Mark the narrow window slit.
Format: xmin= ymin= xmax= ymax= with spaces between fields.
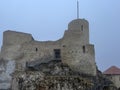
xmin=83 ymin=46 xmax=85 ymax=53
xmin=36 ymin=48 xmax=38 ymax=52
xmin=81 ymin=25 xmax=83 ymax=31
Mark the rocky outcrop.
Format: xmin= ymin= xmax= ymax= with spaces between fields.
xmin=11 ymin=60 xmax=117 ymax=90
xmin=12 ymin=71 xmax=93 ymax=90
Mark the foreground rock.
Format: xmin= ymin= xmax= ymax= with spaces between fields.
xmin=11 ymin=60 xmax=117 ymax=90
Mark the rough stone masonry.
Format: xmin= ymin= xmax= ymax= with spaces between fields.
xmin=0 ymin=19 xmax=96 ymax=75
xmin=0 ymin=19 xmax=117 ymax=90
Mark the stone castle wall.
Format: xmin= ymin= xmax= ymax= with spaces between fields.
xmin=1 ymin=31 xmax=61 ymax=60
xmin=61 ymin=19 xmax=96 ymax=76
xmin=21 ymin=40 xmax=61 ymax=61
xmin=0 ymin=19 xmax=97 ymax=89
xmin=62 ymin=19 xmax=89 ymax=45
xmin=3 ymin=30 xmax=33 ymax=45
xmin=61 ymin=44 xmax=96 ymax=75
xmin=0 ymin=19 xmax=96 ymax=75
xmin=0 ymin=30 xmax=33 ymax=60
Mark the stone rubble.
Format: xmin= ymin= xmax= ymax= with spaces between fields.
xmin=11 ymin=60 xmax=117 ymax=90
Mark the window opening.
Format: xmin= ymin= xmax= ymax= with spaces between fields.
xmin=63 ymin=45 xmax=66 ymax=47
xmin=83 ymin=46 xmax=85 ymax=53
xmin=36 ymin=48 xmax=38 ymax=52
xmin=54 ymin=49 xmax=61 ymax=59
xmin=81 ymin=25 xmax=83 ymax=31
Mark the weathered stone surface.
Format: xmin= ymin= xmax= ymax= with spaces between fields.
xmin=11 ymin=60 xmax=117 ymax=90
xmin=0 ymin=18 xmax=97 ymax=89
xmin=0 ymin=19 xmax=96 ymax=76
xmin=12 ymin=71 xmax=45 ymax=90
xmin=0 ymin=59 xmax=15 ymax=89
xmin=12 ymin=72 xmax=92 ymax=90
xmin=0 ymin=18 xmax=118 ymax=90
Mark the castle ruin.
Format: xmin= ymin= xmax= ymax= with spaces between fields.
xmin=0 ymin=19 xmax=96 ymax=75
xmin=0 ymin=19 xmax=97 ymax=89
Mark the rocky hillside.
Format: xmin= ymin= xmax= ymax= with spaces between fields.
xmin=11 ymin=60 xmax=117 ymax=90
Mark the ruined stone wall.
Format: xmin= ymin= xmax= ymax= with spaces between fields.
xmin=66 ymin=19 xmax=89 ymax=45
xmin=1 ymin=44 xmax=24 ymax=60
xmin=0 ymin=19 xmax=95 ymax=75
xmin=0 ymin=30 xmax=62 ymax=89
xmin=21 ymin=40 xmax=61 ymax=62
xmin=0 ymin=18 xmax=97 ymax=89
xmin=61 ymin=19 xmax=96 ymax=76
xmin=17 ymin=40 xmax=62 ymax=70
xmin=3 ymin=30 xmax=33 ymax=45
xmin=61 ymin=44 xmax=96 ymax=76
xmin=0 ymin=30 xmax=62 ymax=70
xmin=0 ymin=30 xmax=33 ymax=60
xmin=2 ymin=30 xmax=62 ymax=62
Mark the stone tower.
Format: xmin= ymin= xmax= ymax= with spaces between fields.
xmin=61 ymin=19 xmax=96 ymax=76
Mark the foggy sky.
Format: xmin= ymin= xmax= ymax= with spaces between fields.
xmin=0 ymin=0 xmax=120 ymax=71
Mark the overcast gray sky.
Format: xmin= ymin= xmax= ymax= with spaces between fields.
xmin=0 ymin=0 xmax=120 ymax=71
